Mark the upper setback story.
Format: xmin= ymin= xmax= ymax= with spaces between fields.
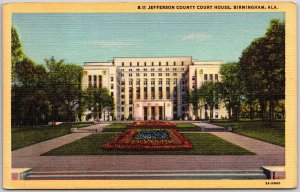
xmin=82 ymin=57 xmax=222 ymax=91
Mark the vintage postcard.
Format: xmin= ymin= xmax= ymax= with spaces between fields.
xmin=2 ymin=1 xmax=297 ymax=189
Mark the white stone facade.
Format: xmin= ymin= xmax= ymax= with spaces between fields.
xmin=82 ymin=57 xmax=228 ymax=121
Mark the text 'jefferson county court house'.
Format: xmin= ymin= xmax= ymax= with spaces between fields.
xmin=82 ymin=57 xmax=227 ymax=121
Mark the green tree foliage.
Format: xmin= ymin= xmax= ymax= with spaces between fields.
xmin=86 ymin=87 xmax=115 ymax=121
xmin=11 ymin=26 xmax=25 ymax=84
xmin=198 ymin=81 xmax=221 ymax=119
xmin=45 ymin=57 xmax=84 ymax=124
xmin=187 ymin=88 xmax=205 ymax=120
xmin=239 ymin=19 xmax=285 ymax=126
xmin=12 ymin=58 xmax=49 ymax=126
xmin=219 ymin=62 xmax=244 ymax=120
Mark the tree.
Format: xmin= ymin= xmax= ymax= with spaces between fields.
xmin=63 ymin=64 xmax=83 ymax=123
xmin=11 ymin=27 xmax=25 ymax=84
xmin=187 ymin=88 xmax=204 ymax=120
xmin=219 ymin=62 xmax=244 ymax=120
xmin=12 ymin=58 xmax=49 ymax=127
xmin=199 ymin=81 xmax=221 ymax=119
xmin=45 ymin=57 xmax=85 ymax=125
xmin=239 ymin=19 xmax=285 ymax=126
xmin=86 ymin=87 xmax=114 ymax=122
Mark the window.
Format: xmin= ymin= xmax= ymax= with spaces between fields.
xmin=129 ymin=80 xmax=133 ymax=85
xmin=111 ymin=84 xmax=114 ymax=89
xmin=88 ymin=75 xmax=92 ymax=87
xmin=136 ymin=68 xmax=140 ymax=71
xmin=159 ymin=80 xmax=162 ymax=85
xmin=151 ymin=80 xmax=155 ymax=85
xmin=173 ymin=80 xmax=177 ymax=85
xmin=215 ymin=112 xmax=219 ymax=119
xmin=151 ymin=68 xmax=154 ymax=71
xmin=215 ymin=104 xmax=219 ymax=110
xmin=204 ymin=74 xmax=208 ymax=80
xmin=130 ymin=62 xmax=132 ymax=66
xmin=111 ymin=92 xmax=114 ymax=97
xmin=144 ymin=81 xmax=147 ymax=85
xmin=158 ymin=68 xmax=162 ymax=71
xmin=136 ymin=73 xmax=140 ymax=77
xmin=159 ymin=61 xmax=161 ymax=66
xmin=210 ymin=74 xmax=213 ymax=80
xmin=173 ymin=73 xmax=177 ymax=76
xmin=144 ymin=73 xmax=147 ymax=77
xmin=192 ymin=76 xmax=195 ymax=80
xmin=166 ymin=80 xmax=170 ymax=85
xmin=215 ymin=74 xmax=219 ymax=81
xmin=122 ymin=62 xmax=124 ymax=66
xmin=136 ymin=81 xmax=140 ymax=85
xmin=166 ymin=61 xmax=169 ymax=66
xmin=93 ymin=75 xmax=97 ymax=87
xmin=166 ymin=73 xmax=169 ymax=76
xmin=181 ymin=68 xmax=185 ymax=71
xmin=121 ymin=69 xmax=124 ymax=71
xmin=158 ymin=73 xmax=162 ymax=76
xmin=173 ymin=61 xmax=176 ymax=66
xmin=137 ymin=62 xmax=139 ymax=66
xmin=129 ymin=69 xmax=132 ymax=71
xmin=151 ymin=62 xmax=154 ymax=66
xmin=129 ymin=73 xmax=132 ymax=77
xmin=173 ymin=68 xmax=177 ymax=71
xmin=181 ymin=61 xmax=184 ymax=65
xmin=144 ymin=68 xmax=147 ymax=71
xmin=144 ymin=62 xmax=147 ymax=66
xmin=151 ymin=73 xmax=154 ymax=76
xmin=166 ymin=68 xmax=169 ymax=71
xmin=121 ymin=74 xmax=124 ymax=77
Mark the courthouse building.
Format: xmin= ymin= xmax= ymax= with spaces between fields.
xmin=82 ymin=57 xmax=227 ymax=121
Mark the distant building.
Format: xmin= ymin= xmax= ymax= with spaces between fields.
xmin=82 ymin=57 xmax=227 ymax=121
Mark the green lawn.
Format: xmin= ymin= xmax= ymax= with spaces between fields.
xmin=211 ymin=119 xmax=285 ymax=147
xmin=102 ymin=123 xmax=200 ymax=132
xmin=43 ymin=133 xmax=254 ymax=156
xmin=12 ymin=123 xmax=93 ymax=150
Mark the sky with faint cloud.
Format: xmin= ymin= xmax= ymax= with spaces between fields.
xmin=12 ymin=12 xmax=284 ymax=65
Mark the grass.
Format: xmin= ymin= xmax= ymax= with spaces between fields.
xmin=43 ymin=132 xmax=254 ymax=156
xmin=102 ymin=123 xmax=200 ymax=132
xmin=12 ymin=123 xmax=93 ymax=150
xmin=211 ymin=119 xmax=285 ymax=147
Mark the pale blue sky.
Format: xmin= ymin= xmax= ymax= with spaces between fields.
xmin=12 ymin=12 xmax=284 ymax=65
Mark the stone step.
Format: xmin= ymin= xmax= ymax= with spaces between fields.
xmin=26 ymin=169 xmax=267 ymax=180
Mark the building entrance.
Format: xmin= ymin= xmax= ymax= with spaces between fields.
xmin=134 ymin=100 xmax=173 ymax=121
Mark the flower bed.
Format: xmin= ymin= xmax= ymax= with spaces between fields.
xmin=129 ymin=121 xmax=176 ymax=128
xmin=103 ymin=129 xmax=192 ymax=151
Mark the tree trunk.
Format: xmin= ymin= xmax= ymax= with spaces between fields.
xmin=270 ymin=100 xmax=275 ymax=127
xmin=199 ymin=107 xmax=202 ymax=120
xmin=260 ymin=100 xmax=266 ymax=121
xmin=250 ymin=103 xmax=254 ymax=120
xmin=210 ymin=106 xmax=214 ymax=119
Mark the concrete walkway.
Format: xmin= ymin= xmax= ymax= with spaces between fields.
xmin=12 ymin=133 xmax=92 ymax=158
xmin=211 ymin=132 xmax=285 ymax=155
xmin=193 ymin=122 xmax=226 ymax=130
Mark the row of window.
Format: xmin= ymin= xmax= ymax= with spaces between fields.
xmin=88 ymin=75 xmax=102 ymax=88
xmin=204 ymin=74 xmax=219 ymax=81
xmin=119 ymin=106 xmax=186 ymax=113
xmin=121 ymin=61 xmax=186 ymax=67
xmin=123 ymin=73 xmax=183 ymax=77
xmin=124 ymin=68 xmax=185 ymax=72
